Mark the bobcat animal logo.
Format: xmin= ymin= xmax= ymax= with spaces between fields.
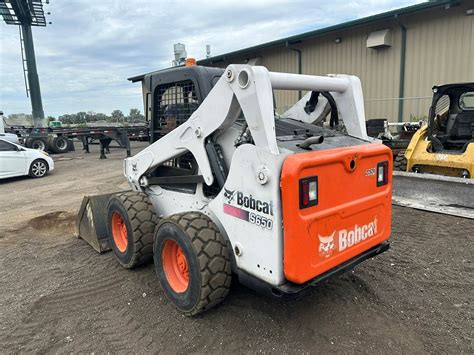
xmin=223 ymin=188 xmax=236 ymax=202
xmin=318 ymin=231 xmax=336 ymax=258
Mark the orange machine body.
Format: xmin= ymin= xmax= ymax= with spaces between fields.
xmin=280 ymin=143 xmax=392 ymax=284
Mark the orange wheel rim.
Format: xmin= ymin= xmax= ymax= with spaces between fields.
xmin=111 ymin=212 xmax=128 ymax=253
xmin=162 ymin=240 xmax=190 ymax=293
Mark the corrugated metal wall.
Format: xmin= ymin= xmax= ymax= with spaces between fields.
xmin=208 ymin=2 xmax=474 ymax=122
xmin=296 ymin=22 xmax=402 ymax=121
xmin=402 ymin=3 xmax=474 ymax=121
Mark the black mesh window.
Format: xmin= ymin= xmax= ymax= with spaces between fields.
xmin=153 ymin=80 xmax=199 ymax=142
xmin=152 ymin=80 xmax=199 ymax=183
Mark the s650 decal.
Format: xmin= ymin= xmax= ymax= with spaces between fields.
xmin=223 ymin=189 xmax=274 ymax=230
xmin=249 ymin=212 xmax=273 ymax=230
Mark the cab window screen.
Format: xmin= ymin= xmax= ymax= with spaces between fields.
xmin=152 ymin=80 xmax=199 ymax=182
xmin=153 ymin=80 xmax=198 ymax=142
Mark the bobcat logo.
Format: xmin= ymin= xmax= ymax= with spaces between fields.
xmin=318 ymin=232 xmax=335 ymax=258
xmin=223 ymin=188 xmax=236 ymax=202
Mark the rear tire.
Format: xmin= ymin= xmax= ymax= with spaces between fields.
xmin=28 ymin=159 xmax=49 ymax=178
xmin=26 ymin=138 xmax=47 ymax=151
xmin=48 ymin=136 xmax=69 ymax=154
xmin=154 ymin=212 xmax=231 ymax=316
xmin=394 ymin=151 xmax=407 ymax=172
xmin=107 ymin=191 xmax=159 ymax=268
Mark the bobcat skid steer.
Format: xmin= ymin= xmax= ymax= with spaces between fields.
xmin=77 ymin=64 xmax=392 ymax=315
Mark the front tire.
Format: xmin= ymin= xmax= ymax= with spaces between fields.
xmin=107 ymin=192 xmax=159 ymax=268
xmin=154 ymin=212 xmax=232 ymax=316
xmin=29 ymin=159 xmax=49 ymax=178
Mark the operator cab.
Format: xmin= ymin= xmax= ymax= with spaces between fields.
xmin=428 ymin=83 xmax=474 ymax=153
xmin=129 ymin=65 xmax=224 ymax=144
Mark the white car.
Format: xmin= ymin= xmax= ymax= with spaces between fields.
xmin=0 ymin=132 xmax=20 ymax=144
xmin=0 ymin=138 xmax=54 ymax=179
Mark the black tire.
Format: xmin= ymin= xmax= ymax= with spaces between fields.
xmin=107 ymin=191 xmax=159 ymax=269
xmin=28 ymin=159 xmax=49 ymax=178
xmin=47 ymin=136 xmax=69 ymax=154
xmin=26 ymin=137 xmax=47 ymax=151
xmin=394 ymin=151 xmax=407 ymax=172
xmin=154 ymin=212 xmax=232 ymax=316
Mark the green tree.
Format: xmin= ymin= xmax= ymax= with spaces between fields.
xmin=76 ymin=112 xmax=87 ymax=124
xmin=111 ymin=110 xmax=125 ymax=124
xmin=128 ymin=108 xmax=144 ymax=124
xmin=58 ymin=114 xmax=72 ymax=124
xmin=85 ymin=111 xmax=97 ymax=122
xmin=95 ymin=113 xmax=109 ymax=123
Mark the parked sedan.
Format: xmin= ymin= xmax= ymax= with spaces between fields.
xmin=0 ymin=139 xmax=54 ymax=179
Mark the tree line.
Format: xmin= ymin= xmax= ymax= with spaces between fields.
xmin=6 ymin=109 xmax=146 ymax=125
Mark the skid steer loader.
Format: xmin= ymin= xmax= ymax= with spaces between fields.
xmin=400 ymin=83 xmax=474 ymax=178
xmin=77 ymin=64 xmax=392 ymax=315
xmin=389 ymin=83 xmax=474 ymax=219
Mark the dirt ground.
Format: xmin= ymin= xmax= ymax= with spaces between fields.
xmin=0 ymin=141 xmax=472 ymax=353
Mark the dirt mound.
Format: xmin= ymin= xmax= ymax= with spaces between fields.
xmin=27 ymin=211 xmax=76 ymax=235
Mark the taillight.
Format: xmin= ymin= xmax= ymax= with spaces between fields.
xmin=299 ymin=176 xmax=318 ymax=208
xmin=377 ymin=161 xmax=389 ymax=186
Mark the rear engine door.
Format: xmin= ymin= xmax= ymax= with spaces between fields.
xmin=280 ymin=143 xmax=392 ymax=284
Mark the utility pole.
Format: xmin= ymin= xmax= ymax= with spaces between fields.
xmin=20 ymin=23 xmax=44 ymax=122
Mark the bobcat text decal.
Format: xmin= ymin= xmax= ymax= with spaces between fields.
xmin=223 ymin=188 xmax=274 ymax=229
xmin=318 ymin=217 xmax=378 ymax=258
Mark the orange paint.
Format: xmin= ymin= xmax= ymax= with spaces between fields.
xmin=162 ymin=240 xmax=190 ymax=293
xmin=111 ymin=212 xmax=128 ymax=253
xmin=280 ymin=144 xmax=392 ymax=284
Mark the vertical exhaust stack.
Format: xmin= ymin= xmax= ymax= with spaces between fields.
xmin=172 ymin=43 xmax=187 ymax=67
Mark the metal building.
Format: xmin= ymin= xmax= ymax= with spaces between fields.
xmin=198 ymin=0 xmax=474 ymax=122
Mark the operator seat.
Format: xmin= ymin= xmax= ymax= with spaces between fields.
xmin=450 ymin=111 xmax=473 ymax=140
xmin=444 ymin=113 xmax=458 ymax=137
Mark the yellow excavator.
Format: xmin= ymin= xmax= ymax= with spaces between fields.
xmin=396 ymin=83 xmax=474 ymax=178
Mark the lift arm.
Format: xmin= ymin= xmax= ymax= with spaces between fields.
xmin=124 ymin=65 xmax=369 ymax=191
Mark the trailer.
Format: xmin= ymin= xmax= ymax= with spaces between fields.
xmin=6 ymin=125 xmax=149 ymax=158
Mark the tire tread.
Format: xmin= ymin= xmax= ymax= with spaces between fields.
xmin=394 ymin=151 xmax=407 ymax=172
xmin=113 ymin=191 xmax=159 ymax=268
xmin=166 ymin=212 xmax=231 ymax=316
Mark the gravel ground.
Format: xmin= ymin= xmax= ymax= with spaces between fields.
xmin=0 ymin=141 xmax=472 ymax=353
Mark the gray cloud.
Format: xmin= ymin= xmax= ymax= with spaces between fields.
xmin=0 ymin=0 xmax=422 ymax=117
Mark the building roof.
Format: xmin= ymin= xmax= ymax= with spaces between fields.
xmin=198 ymin=0 xmax=457 ymax=65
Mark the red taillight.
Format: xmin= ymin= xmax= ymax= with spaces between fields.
xmin=299 ymin=176 xmax=318 ymax=209
xmin=377 ymin=161 xmax=389 ymax=186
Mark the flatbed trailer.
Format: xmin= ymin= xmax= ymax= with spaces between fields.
xmin=6 ymin=125 xmax=149 ymax=158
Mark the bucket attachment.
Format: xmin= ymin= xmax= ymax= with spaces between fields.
xmin=392 ymin=171 xmax=474 ymax=219
xmin=76 ymin=193 xmax=116 ymax=253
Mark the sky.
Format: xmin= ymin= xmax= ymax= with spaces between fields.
xmin=0 ymin=0 xmax=424 ymax=117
